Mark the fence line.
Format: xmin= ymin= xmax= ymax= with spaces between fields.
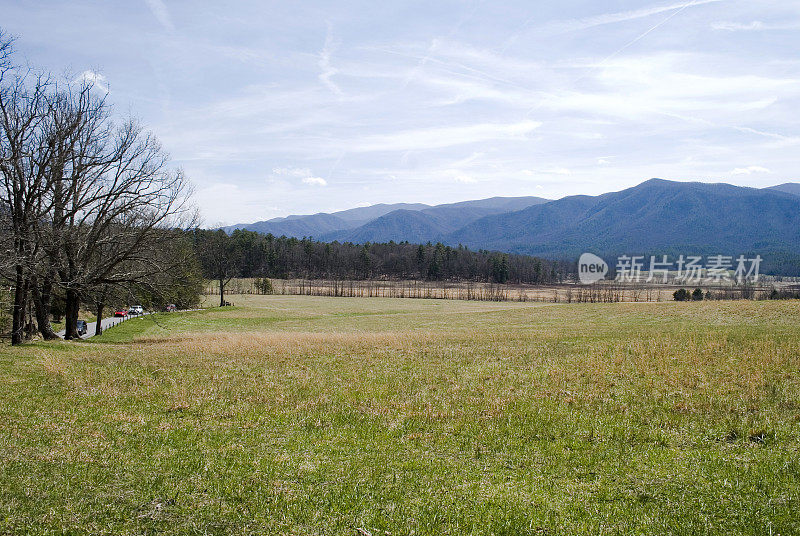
xmin=204 ymin=278 xmax=783 ymax=304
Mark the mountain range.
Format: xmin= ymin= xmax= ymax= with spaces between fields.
xmin=225 ymin=180 xmax=800 ymax=274
xmin=224 ymin=196 xmax=548 ymax=241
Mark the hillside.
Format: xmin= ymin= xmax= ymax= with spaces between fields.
xmin=322 ymin=197 xmax=549 ymax=243
xmin=321 ymin=209 xmax=455 ymax=244
xmin=228 ymin=212 xmax=354 ymax=237
xmin=227 ymin=196 xmax=547 ymax=240
xmin=223 ymin=180 xmax=800 ymax=274
xmin=224 ymin=202 xmax=430 ymax=237
xmin=767 ymin=183 xmax=800 ymax=197
xmin=446 ymin=179 xmax=800 ymax=273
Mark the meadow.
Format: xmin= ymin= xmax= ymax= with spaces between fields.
xmin=1 ymin=295 xmax=799 ymax=535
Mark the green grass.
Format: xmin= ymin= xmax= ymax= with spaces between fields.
xmin=1 ymin=296 xmax=800 ymax=534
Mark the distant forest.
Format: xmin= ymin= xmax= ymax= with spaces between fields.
xmin=190 ymin=229 xmax=573 ymax=285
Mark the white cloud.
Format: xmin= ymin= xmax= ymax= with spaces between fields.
xmin=27 ymin=0 xmax=798 ymax=220
xmin=730 ymin=166 xmax=771 ymax=175
xmin=502 ymin=0 xmax=725 ymax=53
xmin=319 ymin=23 xmax=342 ymax=96
xmin=273 ymin=167 xmax=313 ymax=178
xmin=712 ymin=21 xmax=800 ymax=31
xmin=520 ymin=167 xmax=572 ymax=176
xmin=543 ymin=167 xmax=571 ymax=175
xmin=272 ymin=167 xmax=328 ymax=186
xmin=379 ymin=45 xmax=796 ymax=131
xmin=734 ymin=127 xmax=800 ymax=148
xmin=573 ymin=132 xmax=604 ymax=140
xmin=74 ymin=70 xmax=108 ymax=93
xmin=448 ymin=170 xmax=477 ymax=183
xmin=302 ymin=176 xmax=328 ymax=186
xmin=143 ymin=0 xmax=175 ymax=32
xmin=542 ymin=0 xmax=725 ymax=34
xmin=535 ymin=53 xmax=797 ymax=121
xmin=347 ymin=120 xmax=542 ymax=153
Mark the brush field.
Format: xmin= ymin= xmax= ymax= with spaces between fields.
xmin=1 ymin=295 xmax=799 ymax=534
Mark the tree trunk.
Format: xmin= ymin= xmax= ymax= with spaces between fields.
xmin=32 ymin=276 xmax=59 ymax=340
xmin=95 ymin=301 xmax=104 ymax=336
xmin=219 ymin=277 xmax=225 ymax=307
xmin=11 ymin=266 xmax=28 ymax=346
xmin=64 ymin=288 xmax=80 ymax=340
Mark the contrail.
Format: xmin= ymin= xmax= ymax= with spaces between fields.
xmin=523 ymin=1 xmax=713 ymax=118
xmin=502 ymin=0 xmax=725 ymax=53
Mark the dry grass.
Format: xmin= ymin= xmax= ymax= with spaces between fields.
xmin=1 ymin=296 xmax=800 ymax=534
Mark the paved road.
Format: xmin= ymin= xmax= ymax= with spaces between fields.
xmin=56 ymin=312 xmax=151 ymax=339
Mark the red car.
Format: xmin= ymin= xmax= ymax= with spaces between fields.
xmin=113 ymin=310 xmax=127 ymax=317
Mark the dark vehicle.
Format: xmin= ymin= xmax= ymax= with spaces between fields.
xmin=76 ymin=320 xmax=87 ymax=336
xmin=165 ymin=304 xmax=177 ymax=312
xmin=114 ymin=310 xmax=127 ymax=318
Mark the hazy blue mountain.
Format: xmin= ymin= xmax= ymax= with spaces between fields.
xmin=226 ymin=196 xmax=547 ymax=240
xmin=329 ymin=203 xmax=431 ymax=223
xmin=323 ymin=210 xmax=454 ymax=244
xmin=766 ymin=183 xmax=800 ymax=197
xmin=433 ymin=196 xmax=550 ymax=212
xmin=225 ymin=213 xmax=354 ymax=237
xmin=223 ymin=181 xmax=800 ymax=274
xmin=224 ymin=202 xmax=430 ymax=236
xmin=322 ymin=196 xmax=549 ymax=243
xmin=446 ymin=179 xmax=800 ymax=272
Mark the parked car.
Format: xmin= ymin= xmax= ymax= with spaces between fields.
xmin=165 ymin=304 xmax=177 ymax=312
xmin=76 ymin=320 xmax=87 ymax=336
xmin=114 ymin=310 xmax=127 ymax=318
xmin=128 ymin=305 xmax=144 ymax=316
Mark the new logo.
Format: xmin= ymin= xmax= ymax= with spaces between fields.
xmin=578 ymin=253 xmax=608 ymax=284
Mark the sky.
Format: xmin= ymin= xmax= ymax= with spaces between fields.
xmin=2 ymin=0 xmax=799 ymax=225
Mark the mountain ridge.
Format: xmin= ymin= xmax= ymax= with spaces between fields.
xmin=767 ymin=183 xmax=800 ymax=197
xmin=444 ymin=179 xmax=800 ymax=273
xmin=222 ymin=180 xmax=800 ymax=274
xmin=225 ymin=196 xmax=549 ymax=239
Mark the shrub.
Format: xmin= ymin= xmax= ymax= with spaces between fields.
xmin=255 ymin=277 xmax=274 ymax=295
xmin=673 ymin=288 xmax=691 ymax=301
xmin=768 ymin=287 xmax=800 ymax=300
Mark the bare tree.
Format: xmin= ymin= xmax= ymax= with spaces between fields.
xmin=51 ymin=117 xmax=194 ymax=338
xmin=87 ymin=228 xmax=201 ymax=336
xmin=2 ymin=30 xmax=196 ymax=342
xmin=0 ymin=31 xmax=11 ymax=71
xmin=0 ymin=33 xmax=56 ymax=344
xmin=24 ymin=79 xmax=107 ymax=339
xmin=195 ymin=229 xmax=242 ymax=307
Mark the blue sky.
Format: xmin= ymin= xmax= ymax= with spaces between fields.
xmin=2 ymin=0 xmax=799 ymax=225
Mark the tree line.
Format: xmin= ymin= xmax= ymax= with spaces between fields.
xmin=0 ymin=31 xmax=199 ymax=344
xmin=191 ymin=228 xmax=571 ymax=307
xmin=0 ymin=29 xmax=576 ymax=343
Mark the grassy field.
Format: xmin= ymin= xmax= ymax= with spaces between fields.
xmin=1 ymin=296 xmax=799 ymax=534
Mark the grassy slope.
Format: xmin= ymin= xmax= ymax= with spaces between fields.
xmin=1 ymin=296 xmax=799 ymax=535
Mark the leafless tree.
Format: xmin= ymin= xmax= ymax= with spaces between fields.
xmin=0 ymin=31 xmax=10 ymax=71
xmin=22 ymin=79 xmax=107 ymax=339
xmin=49 ymin=116 xmax=195 ymax=338
xmin=87 ymin=228 xmax=200 ymax=335
xmin=1 ymin=29 xmax=196 ymax=342
xmin=0 ymin=32 xmax=55 ymax=344
xmin=195 ymin=229 xmax=242 ymax=307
